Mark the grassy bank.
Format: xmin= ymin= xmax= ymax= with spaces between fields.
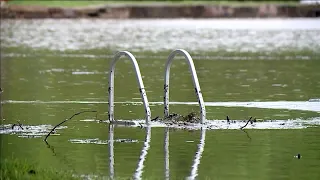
xmin=0 ymin=158 xmax=80 ymax=180
xmin=7 ymin=0 xmax=299 ymax=7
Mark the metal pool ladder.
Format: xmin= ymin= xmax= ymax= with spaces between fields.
xmin=108 ymin=51 xmax=151 ymax=124
xmin=164 ymin=49 xmax=206 ymax=123
xmin=108 ymin=49 xmax=206 ymax=124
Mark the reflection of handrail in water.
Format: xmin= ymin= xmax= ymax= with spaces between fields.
xmin=164 ymin=127 xmax=206 ymax=180
xmin=134 ymin=126 xmax=152 ymax=180
xmin=108 ymin=125 xmax=151 ymax=179
xmin=164 ymin=127 xmax=170 ymax=180
xmin=109 ymin=125 xmax=115 ymax=180
xmin=188 ymin=127 xmax=206 ymax=180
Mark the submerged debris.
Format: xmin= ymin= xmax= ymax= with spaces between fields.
xmin=240 ymin=117 xmax=253 ymax=130
xmin=183 ymin=112 xmax=200 ymax=123
xmin=227 ymin=116 xmax=256 ymax=130
xmin=11 ymin=121 xmax=24 ymax=130
xmin=145 ymin=112 xmax=202 ymax=129
xmin=28 ymin=170 xmax=36 ymax=175
xmin=163 ymin=112 xmax=200 ymax=123
xmin=151 ymin=116 xmax=159 ymax=121
xmin=227 ymin=116 xmax=231 ymax=124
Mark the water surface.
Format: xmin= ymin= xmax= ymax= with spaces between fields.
xmin=1 ymin=18 xmax=320 ymax=52
xmin=1 ymin=19 xmax=320 ymax=179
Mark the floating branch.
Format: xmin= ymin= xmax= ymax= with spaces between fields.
xmin=138 ymin=122 xmax=143 ymax=129
xmin=151 ymin=116 xmax=159 ymax=121
xmin=45 ymin=141 xmax=56 ymax=156
xmin=252 ymin=118 xmax=257 ymax=123
xmin=11 ymin=121 xmax=24 ymax=130
xmin=226 ymin=116 xmax=230 ymax=124
xmin=44 ymin=110 xmax=97 ymax=142
xmin=241 ymin=129 xmax=252 ymax=140
xmin=164 ymin=112 xmax=200 ymax=123
xmin=240 ymin=117 xmax=253 ymax=130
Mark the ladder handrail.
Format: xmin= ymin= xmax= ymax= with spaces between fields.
xmin=164 ymin=49 xmax=206 ymax=123
xmin=108 ymin=51 xmax=151 ymax=124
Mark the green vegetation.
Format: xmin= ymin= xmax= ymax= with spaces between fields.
xmin=7 ymin=0 xmax=299 ymax=7
xmin=0 ymin=158 xmax=80 ymax=180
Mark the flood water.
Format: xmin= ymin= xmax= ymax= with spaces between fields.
xmin=1 ymin=18 xmax=320 ymax=52
xmin=1 ymin=19 xmax=320 ymax=179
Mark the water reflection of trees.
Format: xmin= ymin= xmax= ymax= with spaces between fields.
xmin=108 ymin=125 xmax=206 ymax=179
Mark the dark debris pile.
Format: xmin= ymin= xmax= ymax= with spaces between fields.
xmin=152 ymin=112 xmax=200 ymax=124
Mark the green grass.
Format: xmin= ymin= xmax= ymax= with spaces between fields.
xmin=7 ymin=0 xmax=299 ymax=7
xmin=0 ymin=158 xmax=81 ymax=180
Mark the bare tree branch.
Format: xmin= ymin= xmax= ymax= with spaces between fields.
xmin=226 ymin=116 xmax=230 ymax=124
xmin=11 ymin=121 xmax=24 ymax=130
xmin=240 ymin=117 xmax=253 ymax=130
xmin=44 ymin=110 xmax=97 ymax=142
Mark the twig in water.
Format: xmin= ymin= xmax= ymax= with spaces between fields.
xmin=240 ymin=117 xmax=253 ymax=130
xmin=240 ymin=129 xmax=252 ymax=140
xmin=44 ymin=110 xmax=97 ymax=142
xmin=251 ymin=118 xmax=256 ymax=124
xmin=151 ymin=116 xmax=159 ymax=121
xmin=11 ymin=121 xmax=24 ymax=130
xmin=138 ymin=122 xmax=143 ymax=129
xmin=45 ymin=141 xmax=56 ymax=156
xmin=226 ymin=116 xmax=230 ymax=124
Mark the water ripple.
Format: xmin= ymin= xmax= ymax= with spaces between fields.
xmin=1 ymin=19 xmax=319 ymax=52
xmin=2 ymin=100 xmax=320 ymax=112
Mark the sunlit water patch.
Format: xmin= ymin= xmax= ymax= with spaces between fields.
xmin=0 ymin=124 xmax=67 ymax=138
xmin=0 ymin=53 xmax=315 ymax=61
xmin=68 ymin=138 xmax=139 ymax=145
xmin=1 ymin=19 xmax=319 ymax=52
xmin=2 ymin=100 xmax=320 ymax=112
xmin=108 ymin=117 xmax=320 ymax=130
xmin=1 ymin=117 xmax=319 ymax=139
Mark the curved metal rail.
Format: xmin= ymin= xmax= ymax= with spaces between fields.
xmin=164 ymin=49 xmax=206 ymax=123
xmin=108 ymin=51 xmax=151 ymax=124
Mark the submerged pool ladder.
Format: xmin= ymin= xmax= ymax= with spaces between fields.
xmin=108 ymin=49 xmax=206 ymax=124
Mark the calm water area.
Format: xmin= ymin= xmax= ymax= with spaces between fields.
xmin=1 ymin=18 xmax=320 ymax=179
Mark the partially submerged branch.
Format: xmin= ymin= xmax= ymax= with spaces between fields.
xmin=151 ymin=116 xmax=159 ymax=121
xmin=241 ymin=129 xmax=252 ymax=140
xmin=11 ymin=121 xmax=24 ymax=130
xmin=164 ymin=112 xmax=200 ymax=123
xmin=44 ymin=110 xmax=97 ymax=142
xmin=45 ymin=141 xmax=56 ymax=156
xmin=226 ymin=116 xmax=230 ymax=124
xmin=240 ymin=117 xmax=253 ymax=130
